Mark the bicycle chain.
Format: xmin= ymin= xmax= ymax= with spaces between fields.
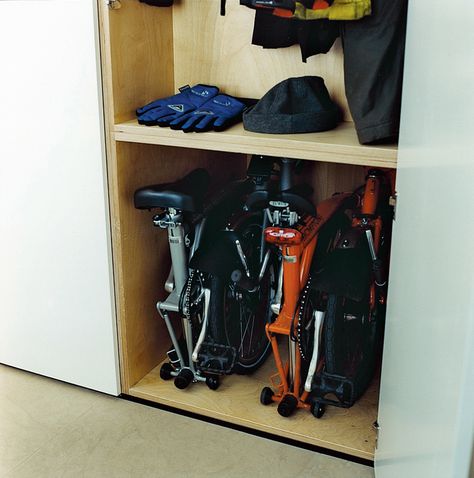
xmin=181 ymin=271 xmax=195 ymax=318
xmin=181 ymin=270 xmax=205 ymax=320
xmin=296 ymin=275 xmax=313 ymax=361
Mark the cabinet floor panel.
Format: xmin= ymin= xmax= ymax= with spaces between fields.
xmin=114 ymin=120 xmax=397 ymax=169
xmin=129 ymin=356 xmax=378 ymax=460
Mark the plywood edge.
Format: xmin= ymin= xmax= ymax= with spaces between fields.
xmin=129 ymin=387 xmax=375 ymax=460
xmin=129 ymin=361 xmax=378 ymax=461
xmin=97 ymin=0 xmax=131 ymax=392
xmin=113 ymin=120 xmax=397 ymax=169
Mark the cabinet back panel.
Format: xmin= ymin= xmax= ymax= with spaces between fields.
xmin=305 ymin=162 xmax=365 ymax=204
xmin=173 ymin=0 xmax=350 ymax=121
xmin=106 ymin=1 xmax=174 ymax=123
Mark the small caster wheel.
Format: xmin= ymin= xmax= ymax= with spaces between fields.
xmin=174 ymin=368 xmax=194 ymax=390
xmin=277 ymin=394 xmax=298 ymax=418
xmin=205 ymin=375 xmax=220 ymax=391
xmin=160 ymin=362 xmax=174 ymax=381
xmin=311 ymin=401 xmax=325 ymax=419
xmin=260 ymin=387 xmax=274 ymax=405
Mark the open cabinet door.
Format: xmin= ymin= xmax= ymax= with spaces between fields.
xmin=0 ymin=1 xmax=119 ymax=395
xmin=375 ymin=2 xmax=474 ymax=477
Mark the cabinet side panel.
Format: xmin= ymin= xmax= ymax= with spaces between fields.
xmin=172 ymin=0 xmax=350 ymax=121
xmin=114 ymin=143 xmax=246 ymax=389
xmin=107 ymin=0 xmax=174 ymax=123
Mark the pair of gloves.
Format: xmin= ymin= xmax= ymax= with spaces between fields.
xmin=136 ymin=85 xmax=246 ymax=133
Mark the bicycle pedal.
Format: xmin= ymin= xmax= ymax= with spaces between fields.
xmin=197 ymin=342 xmax=237 ymax=375
xmin=311 ymin=372 xmax=356 ymax=408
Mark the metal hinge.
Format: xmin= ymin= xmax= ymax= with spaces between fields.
xmin=389 ymin=192 xmax=397 ymax=221
xmin=373 ymin=421 xmax=380 ymax=449
xmin=106 ymin=0 xmax=122 ymax=9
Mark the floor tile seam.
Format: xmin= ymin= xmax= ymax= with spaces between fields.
xmin=4 ymin=447 xmax=42 ymax=476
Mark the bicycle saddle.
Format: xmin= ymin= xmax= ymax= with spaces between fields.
xmin=134 ymin=168 xmax=210 ymax=212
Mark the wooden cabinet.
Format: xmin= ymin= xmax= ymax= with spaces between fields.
xmin=98 ymin=0 xmax=474 ymax=475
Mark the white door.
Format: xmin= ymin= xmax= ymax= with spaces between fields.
xmin=0 ymin=0 xmax=120 ymax=395
xmin=375 ymin=1 xmax=474 ymax=477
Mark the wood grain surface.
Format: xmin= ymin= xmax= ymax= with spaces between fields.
xmin=172 ymin=0 xmax=350 ymax=120
xmin=114 ymin=120 xmax=397 ymax=168
xmin=105 ymin=0 xmax=175 ymax=123
xmin=130 ymin=356 xmax=379 ymax=460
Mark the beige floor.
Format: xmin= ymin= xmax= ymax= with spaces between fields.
xmin=0 ymin=365 xmax=374 ymax=478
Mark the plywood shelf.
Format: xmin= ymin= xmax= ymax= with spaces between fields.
xmin=114 ymin=120 xmax=397 ymax=169
xmin=129 ymin=357 xmax=379 ymax=461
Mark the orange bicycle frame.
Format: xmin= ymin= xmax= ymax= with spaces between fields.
xmin=264 ymin=193 xmax=353 ymax=410
xmin=353 ymin=169 xmax=393 ymax=309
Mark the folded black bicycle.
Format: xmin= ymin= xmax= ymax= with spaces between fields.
xmin=134 ymin=155 xmax=317 ymax=389
xmin=134 ymin=168 xmax=254 ymax=389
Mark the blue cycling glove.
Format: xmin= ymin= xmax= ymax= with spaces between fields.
xmin=136 ymin=84 xmax=219 ymax=126
xmin=169 ymin=94 xmax=246 ymax=132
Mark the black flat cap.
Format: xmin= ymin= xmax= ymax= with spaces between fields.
xmin=243 ymin=76 xmax=341 ymax=134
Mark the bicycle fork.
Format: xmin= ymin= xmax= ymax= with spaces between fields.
xmin=264 ymin=215 xmax=319 ymax=416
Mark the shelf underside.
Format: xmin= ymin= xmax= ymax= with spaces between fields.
xmin=114 ymin=120 xmax=397 ymax=169
xmin=129 ymin=355 xmax=379 ymax=461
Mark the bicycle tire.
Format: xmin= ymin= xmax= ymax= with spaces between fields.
xmin=297 ymin=208 xmax=352 ymax=360
xmin=324 ymin=293 xmax=377 ymax=385
xmin=207 ymin=213 xmax=276 ymax=374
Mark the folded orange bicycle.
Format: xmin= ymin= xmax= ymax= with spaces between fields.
xmin=260 ymin=191 xmax=357 ymax=418
xmin=260 ymin=168 xmax=394 ymax=418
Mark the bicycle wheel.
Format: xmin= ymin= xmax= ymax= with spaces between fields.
xmin=208 ymin=213 xmax=276 ymax=374
xmin=324 ymin=293 xmax=378 ymax=389
xmin=298 ymin=208 xmax=353 ymax=369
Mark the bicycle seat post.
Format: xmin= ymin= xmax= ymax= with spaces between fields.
xmin=280 ymin=158 xmax=296 ymax=192
xmin=166 ymin=208 xmax=188 ymax=294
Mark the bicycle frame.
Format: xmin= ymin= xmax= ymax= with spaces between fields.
xmin=155 ymin=208 xmax=208 ymax=383
xmin=353 ymin=170 xmax=392 ymax=310
xmin=154 ymin=179 xmax=255 ymax=387
xmin=263 ymin=193 xmax=354 ymax=411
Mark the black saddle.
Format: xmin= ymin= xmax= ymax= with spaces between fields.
xmin=134 ymin=168 xmax=210 ymax=212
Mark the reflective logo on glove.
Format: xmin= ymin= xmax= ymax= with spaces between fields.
xmin=193 ymin=110 xmax=215 ymax=115
xmin=213 ymin=99 xmax=232 ymax=107
xmin=168 ymin=104 xmax=184 ymax=112
xmin=191 ymin=88 xmax=210 ymax=97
